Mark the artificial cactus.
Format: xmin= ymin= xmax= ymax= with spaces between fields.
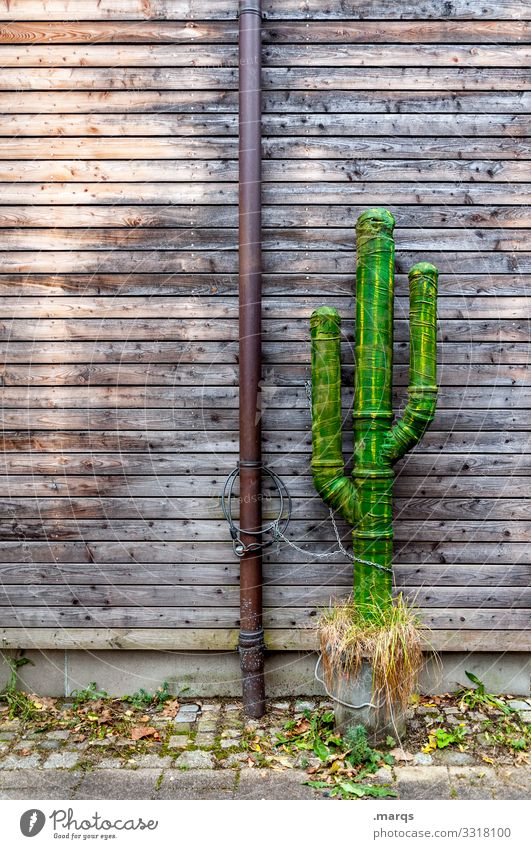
xmin=310 ymin=209 xmax=438 ymax=611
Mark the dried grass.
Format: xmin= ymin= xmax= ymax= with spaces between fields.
xmin=319 ymin=594 xmax=425 ymax=711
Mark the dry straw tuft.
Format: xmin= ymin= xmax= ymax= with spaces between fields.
xmin=319 ymin=594 xmax=425 ymax=711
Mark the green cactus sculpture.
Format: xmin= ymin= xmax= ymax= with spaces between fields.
xmin=310 ymin=209 xmax=438 ymax=611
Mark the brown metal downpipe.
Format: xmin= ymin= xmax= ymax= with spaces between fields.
xmin=238 ymin=0 xmax=265 ymax=717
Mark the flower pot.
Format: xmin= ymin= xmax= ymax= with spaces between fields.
xmin=322 ymin=655 xmax=407 ymax=745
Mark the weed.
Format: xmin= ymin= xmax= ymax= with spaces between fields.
xmin=123 ymin=681 xmax=172 ymax=711
xmin=0 ymin=655 xmax=39 ymax=721
xmin=276 ymin=711 xmax=396 ymax=799
xmin=457 ymin=671 xmax=515 ymax=716
xmin=70 ymin=682 xmax=108 ymax=706
xmin=423 ymin=724 xmax=468 ymax=753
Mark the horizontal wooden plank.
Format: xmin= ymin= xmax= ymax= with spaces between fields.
xmin=0 ymin=495 xmax=529 ymax=522
xmin=1 ymin=252 xmax=527 ymax=274
xmin=1 ymin=183 xmax=527 ymax=206
xmin=1 ymin=628 xmax=528 ymax=652
xmin=1 ymin=407 xmax=531 ymax=432
xmin=1 ymin=21 xmax=529 ymax=45
xmin=3 ymin=449 xmax=531 ymax=480
xmin=2 ymin=159 xmax=529 ymax=181
xmin=0 ymin=273 xmax=529 ymax=298
xmin=0 ymin=339 xmax=529 ymax=366
xmin=0 ymin=1 xmax=524 ymax=22
xmin=0 ymin=607 xmax=525 ymax=630
xmin=0 ymin=584 xmax=527 ymax=609
xmin=9 ymin=135 xmax=513 ymax=161
xmin=1 ymin=516 xmax=531 ymax=544
xmin=3 ymin=113 xmax=529 ymax=138
xmin=0 ymin=561 xmax=527 ymax=587
xmin=0 ymin=362 xmax=528 ymax=389
xmin=1 ymin=206 xmax=530 ymax=231
xmin=1 ymin=473 xmax=531 ymax=498
xmin=0 ymin=44 xmax=528 ymax=67
xmin=0 ymin=228 xmax=528 ymax=252
xmin=3 ymin=383 xmax=531 ymax=410
xmin=0 ymin=67 xmax=527 ymax=91
xmin=1 ymin=90 xmax=528 ymax=113
xmin=2 ymin=317 xmax=531 ymax=343
xmin=0 ymin=19 xmax=506 ymax=43
xmin=0 ymin=429 xmax=529 ymax=455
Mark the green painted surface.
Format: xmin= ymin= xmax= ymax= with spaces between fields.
xmin=310 ymin=209 xmax=438 ymax=608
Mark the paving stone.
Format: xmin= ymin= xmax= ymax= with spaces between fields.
xmin=200 ymin=704 xmax=220 ymax=713
xmin=128 ymin=754 xmax=172 ymax=769
xmin=235 ymin=768 xmax=327 ymax=800
xmin=175 ymin=749 xmax=215 ymax=769
xmin=39 ymin=740 xmax=61 ymax=751
xmin=167 ymin=735 xmax=189 ymax=750
xmin=493 ymin=768 xmax=531 ymax=800
xmin=435 ymin=750 xmax=475 ymax=766
xmin=220 ymin=739 xmax=240 ymax=750
xmin=195 ymin=733 xmax=216 ymax=747
xmin=158 ymin=770 xmax=235 ymax=800
xmin=417 ymin=707 xmax=440 ymax=716
xmin=413 ymin=752 xmax=433 ymax=766
xmin=43 ymin=751 xmax=79 ymax=769
xmin=221 ymin=729 xmax=242 ymax=738
xmin=197 ymin=720 xmax=217 ymax=732
xmin=0 ymin=769 xmax=81 ymax=800
xmin=443 ymin=707 xmax=460 ymax=715
xmin=295 ymin=700 xmax=316 ymax=713
xmin=508 ymin=700 xmax=531 ymax=712
xmin=448 ymin=767 xmax=496 ymax=800
xmin=225 ymin=703 xmax=242 ymax=711
xmin=271 ymin=701 xmax=290 ymax=711
xmin=224 ymin=752 xmax=249 ymax=766
xmin=74 ymin=769 xmax=162 ymax=800
xmin=46 ymin=730 xmax=71 ymax=740
xmin=0 ymin=754 xmax=41 ymax=770
xmin=179 ymin=704 xmax=200 ymax=713
xmin=13 ymin=741 xmax=37 ymax=751
xmin=97 ymin=758 xmax=124 ymax=769
xmin=0 ymin=720 xmax=21 ymax=731
xmin=173 ymin=716 xmax=194 ymax=731
xmin=396 ymin=766 xmax=451 ymax=800
xmin=0 ymin=732 xmax=16 ymax=741
xmin=370 ymin=767 xmax=394 ymax=786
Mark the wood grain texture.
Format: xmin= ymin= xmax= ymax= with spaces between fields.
xmin=0 ymin=2 xmax=528 ymax=649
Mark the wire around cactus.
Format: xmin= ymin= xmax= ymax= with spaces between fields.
xmin=318 ymin=593 xmax=425 ymax=715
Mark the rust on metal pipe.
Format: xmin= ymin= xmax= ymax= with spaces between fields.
xmin=238 ymin=0 xmax=265 ymax=718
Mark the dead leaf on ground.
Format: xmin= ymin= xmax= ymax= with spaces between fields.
xmin=161 ymin=699 xmax=180 ymax=718
xmin=389 ymin=748 xmax=414 ymax=762
xmin=131 ymin=725 xmax=160 ymax=741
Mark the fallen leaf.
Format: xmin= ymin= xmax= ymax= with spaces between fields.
xmin=161 ymin=699 xmax=180 ymax=718
xmin=389 ymin=748 xmax=414 ymax=762
xmin=131 ymin=725 xmax=160 ymax=741
xmin=139 ymin=715 xmax=150 ymax=723
xmin=482 ymin=755 xmax=494 ymax=764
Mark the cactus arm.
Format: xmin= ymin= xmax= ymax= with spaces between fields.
xmin=310 ymin=306 xmax=357 ymax=526
xmin=382 ymin=262 xmax=438 ymax=465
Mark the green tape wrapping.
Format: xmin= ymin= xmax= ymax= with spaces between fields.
xmin=310 ymin=209 xmax=438 ymax=610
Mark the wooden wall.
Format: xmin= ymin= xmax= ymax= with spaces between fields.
xmin=0 ymin=0 xmax=529 ymax=652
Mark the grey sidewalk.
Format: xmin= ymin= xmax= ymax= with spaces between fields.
xmin=0 ymin=765 xmax=529 ymax=801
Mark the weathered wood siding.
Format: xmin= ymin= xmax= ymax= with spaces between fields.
xmin=0 ymin=1 xmax=529 ymax=651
